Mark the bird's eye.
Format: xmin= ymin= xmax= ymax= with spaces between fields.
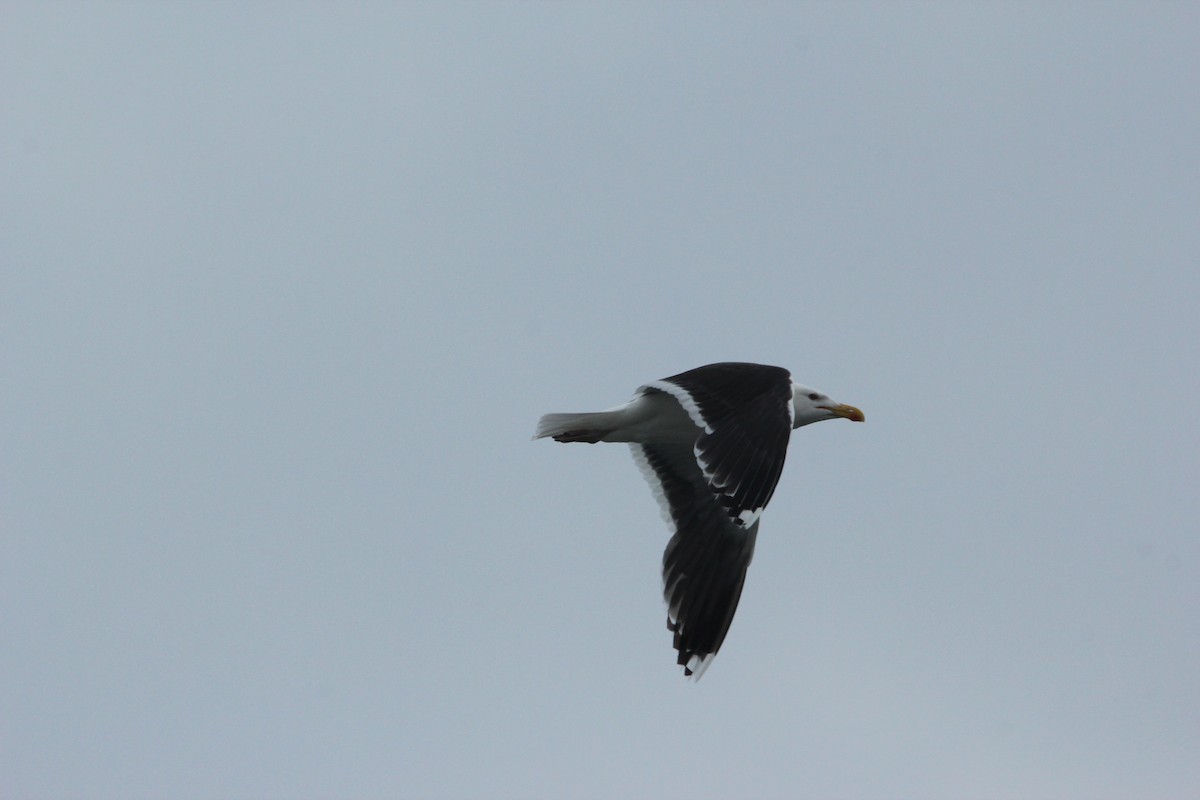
xmin=807 ymin=393 xmax=820 ymax=401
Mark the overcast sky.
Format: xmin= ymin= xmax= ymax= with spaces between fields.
xmin=3 ymin=3 xmax=1198 ymax=799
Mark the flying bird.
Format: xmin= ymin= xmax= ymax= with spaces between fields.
xmin=535 ymin=362 xmax=864 ymax=677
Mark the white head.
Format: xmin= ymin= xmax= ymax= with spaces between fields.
xmin=790 ymin=382 xmax=865 ymax=429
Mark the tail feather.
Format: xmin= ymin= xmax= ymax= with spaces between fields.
xmin=534 ymin=411 xmax=621 ymax=443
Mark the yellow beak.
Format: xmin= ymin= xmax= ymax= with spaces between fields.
xmin=826 ymin=403 xmax=865 ymax=422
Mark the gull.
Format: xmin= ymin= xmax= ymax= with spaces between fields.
xmin=535 ymin=362 xmax=864 ymax=677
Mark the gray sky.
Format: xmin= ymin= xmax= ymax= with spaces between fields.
xmin=4 ymin=3 xmax=1198 ymax=798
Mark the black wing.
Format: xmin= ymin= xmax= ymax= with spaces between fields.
xmin=660 ymin=363 xmax=794 ymax=528
xmin=631 ymin=442 xmax=759 ymax=677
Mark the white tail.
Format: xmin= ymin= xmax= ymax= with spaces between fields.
xmin=535 ymin=394 xmax=695 ymax=444
xmin=533 ymin=410 xmax=626 ymax=442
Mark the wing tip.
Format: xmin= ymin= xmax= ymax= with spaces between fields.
xmin=668 ymin=617 xmax=717 ymax=680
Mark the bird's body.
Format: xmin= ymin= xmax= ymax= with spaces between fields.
xmin=535 ymin=390 xmax=697 ymax=444
xmin=535 ymin=362 xmax=863 ymax=677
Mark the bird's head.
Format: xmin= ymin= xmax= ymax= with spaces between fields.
xmin=790 ymin=383 xmax=865 ymax=429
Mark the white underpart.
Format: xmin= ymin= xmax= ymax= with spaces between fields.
xmin=534 ymin=392 xmax=700 ymax=444
xmin=605 ymin=392 xmax=701 ymax=443
xmin=639 ymin=380 xmax=712 ymax=434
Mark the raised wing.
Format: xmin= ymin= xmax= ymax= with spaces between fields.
xmin=647 ymin=363 xmax=794 ymax=529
